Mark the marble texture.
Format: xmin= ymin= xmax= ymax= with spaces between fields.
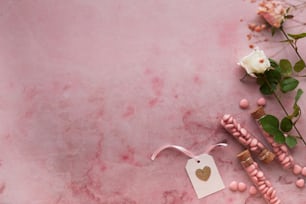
xmin=0 ymin=0 xmax=306 ymax=203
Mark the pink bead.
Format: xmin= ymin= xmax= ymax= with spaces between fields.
xmin=233 ymin=119 xmax=238 ymax=126
xmin=233 ymin=132 xmax=240 ymax=137
xmin=257 ymin=171 xmax=264 ymax=178
xmin=280 ymin=145 xmax=288 ymax=152
xmin=265 ymin=180 xmax=271 ymax=187
xmin=274 ymin=149 xmax=281 ymax=155
xmin=249 ymin=185 xmax=257 ymax=195
xmin=258 ymin=184 xmax=265 ymax=191
xmin=251 ymin=176 xmax=258 ymax=183
xmin=261 ymin=186 xmax=268 ymax=194
xmin=278 ymin=153 xmax=285 ymax=161
xmin=293 ymin=164 xmax=302 ymax=175
xmin=245 ymin=133 xmax=251 ymax=139
xmin=263 ymin=192 xmax=270 ymax=200
xmin=229 ymin=181 xmax=238 ymax=191
xmin=250 ymin=169 xmax=258 ymax=176
xmin=258 ymin=176 xmax=266 ymax=181
xmin=281 ymin=156 xmax=290 ymax=165
xmin=246 ymin=164 xmax=255 ymax=173
xmin=250 ymin=138 xmax=258 ymax=147
xmin=296 ymin=178 xmax=305 ymax=188
xmin=283 ymin=161 xmax=292 ymax=169
xmin=225 ymin=124 xmax=234 ymax=129
xmin=239 ymin=98 xmax=249 ymax=109
xmin=238 ymin=137 xmax=247 ymax=144
xmin=257 ymin=97 xmax=266 ymax=106
xmin=246 ymin=138 xmax=252 ymax=145
xmin=238 ymin=182 xmax=247 ymax=192
xmin=258 ymin=181 xmax=265 ymax=186
xmin=270 ymin=190 xmax=276 ymax=199
xmin=302 ymin=167 xmax=306 ymax=176
xmin=266 ymin=187 xmax=273 ymax=196
xmin=240 ymin=128 xmax=247 ymax=136
xmin=223 ymin=114 xmax=231 ymax=121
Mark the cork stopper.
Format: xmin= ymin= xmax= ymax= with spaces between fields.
xmin=258 ymin=148 xmax=275 ymax=163
xmin=251 ymin=106 xmax=266 ymax=120
xmin=237 ymin=149 xmax=254 ymax=167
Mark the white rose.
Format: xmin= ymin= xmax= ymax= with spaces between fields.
xmin=238 ymin=49 xmax=271 ymax=77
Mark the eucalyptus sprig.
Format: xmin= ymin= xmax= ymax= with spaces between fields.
xmin=256 ymin=58 xmax=305 ymax=147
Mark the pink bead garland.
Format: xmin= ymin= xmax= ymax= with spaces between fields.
xmin=221 ymin=114 xmax=275 ymax=163
xmin=238 ymin=150 xmax=281 ymax=204
xmin=252 ymin=107 xmax=295 ymax=170
xmin=252 ymin=107 xmax=306 ymax=189
xmin=252 ymin=107 xmax=306 ymax=178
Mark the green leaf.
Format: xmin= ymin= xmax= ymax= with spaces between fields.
xmin=280 ymin=117 xmax=293 ymax=132
xmin=265 ymin=69 xmax=281 ymax=82
xmin=294 ymin=60 xmax=305 ymax=72
xmin=290 ymin=89 xmax=304 ymax=119
xmin=280 ymin=77 xmax=299 ymax=93
xmin=259 ymin=115 xmax=279 ymax=127
xmin=269 ymin=58 xmax=280 ymax=70
xmin=273 ymin=130 xmax=286 ymax=144
xmin=256 ymin=77 xmax=265 ymax=86
xmin=288 ymin=32 xmax=306 ymax=40
xmin=295 ymin=88 xmax=303 ymax=103
xmin=260 ymin=83 xmax=274 ymax=95
xmin=279 ymin=59 xmax=292 ymax=75
xmin=258 ymin=69 xmax=282 ymax=95
xmin=291 ymin=103 xmax=301 ymax=118
xmin=285 ymin=136 xmax=297 ymax=148
xmin=259 ymin=115 xmax=280 ymax=134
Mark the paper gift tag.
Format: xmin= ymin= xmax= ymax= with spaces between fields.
xmin=185 ymin=154 xmax=224 ymax=199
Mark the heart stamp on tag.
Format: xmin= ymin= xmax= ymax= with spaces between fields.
xmin=186 ymin=154 xmax=225 ymax=199
xmin=195 ymin=166 xmax=211 ymax=181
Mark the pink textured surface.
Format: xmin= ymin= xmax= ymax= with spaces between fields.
xmin=0 ymin=0 xmax=306 ymax=203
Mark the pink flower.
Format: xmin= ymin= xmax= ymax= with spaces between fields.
xmin=258 ymin=0 xmax=287 ymax=28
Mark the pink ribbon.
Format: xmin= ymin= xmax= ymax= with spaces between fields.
xmin=151 ymin=140 xmax=227 ymax=161
xmin=151 ymin=145 xmax=197 ymax=160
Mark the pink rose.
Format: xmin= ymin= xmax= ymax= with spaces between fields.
xmin=258 ymin=0 xmax=287 ymax=28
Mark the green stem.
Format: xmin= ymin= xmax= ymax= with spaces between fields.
xmin=263 ymin=76 xmax=306 ymax=145
xmin=280 ymin=27 xmax=304 ymax=62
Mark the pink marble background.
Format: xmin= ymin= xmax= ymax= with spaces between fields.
xmin=0 ymin=0 xmax=306 ymax=203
